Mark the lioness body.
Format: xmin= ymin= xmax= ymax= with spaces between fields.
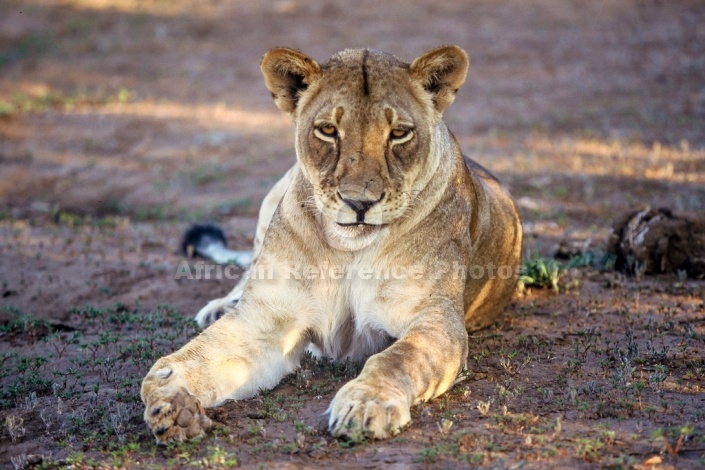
xmin=141 ymin=46 xmax=522 ymax=442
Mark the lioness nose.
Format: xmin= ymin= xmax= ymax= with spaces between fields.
xmin=338 ymin=192 xmax=385 ymax=221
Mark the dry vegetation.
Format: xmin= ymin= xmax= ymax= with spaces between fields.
xmin=1 ymin=0 xmax=704 ymax=468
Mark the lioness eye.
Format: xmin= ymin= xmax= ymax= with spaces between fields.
xmin=390 ymin=128 xmax=411 ymax=140
xmin=319 ymin=124 xmax=337 ymax=136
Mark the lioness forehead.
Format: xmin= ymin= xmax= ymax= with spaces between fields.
xmin=324 ymin=48 xmax=409 ymax=71
xmin=315 ymin=49 xmax=414 ymax=105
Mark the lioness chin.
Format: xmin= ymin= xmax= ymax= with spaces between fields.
xmin=141 ymin=45 xmax=522 ymax=443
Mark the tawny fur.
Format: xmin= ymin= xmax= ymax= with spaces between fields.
xmin=142 ymin=45 xmax=522 ymax=443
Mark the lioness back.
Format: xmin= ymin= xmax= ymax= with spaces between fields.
xmin=460 ymin=156 xmax=522 ymax=330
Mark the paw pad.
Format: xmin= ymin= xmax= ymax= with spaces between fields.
xmin=177 ymin=408 xmax=193 ymax=427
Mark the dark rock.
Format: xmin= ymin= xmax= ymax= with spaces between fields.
xmin=607 ymin=206 xmax=705 ymax=279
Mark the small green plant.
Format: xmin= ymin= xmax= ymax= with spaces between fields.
xmin=653 ymin=424 xmax=695 ymax=456
xmin=4 ymin=414 xmax=26 ymax=442
xmin=195 ymin=445 xmax=239 ymax=468
xmin=477 ymin=400 xmax=491 ymax=416
xmin=414 ymin=445 xmax=441 ymax=464
xmin=566 ymin=249 xmax=617 ymax=270
xmin=0 ymin=309 xmax=52 ymax=340
xmin=109 ymin=442 xmax=141 ymax=467
xmin=437 ymin=418 xmax=453 ymax=435
xmin=574 ymin=437 xmax=604 ymax=462
xmin=520 ymin=256 xmax=562 ymax=292
xmin=337 ymin=425 xmax=373 ymax=448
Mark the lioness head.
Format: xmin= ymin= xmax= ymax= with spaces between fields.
xmin=260 ymin=46 xmax=468 ymax=239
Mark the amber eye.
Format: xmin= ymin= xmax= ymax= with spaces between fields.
xmin=390 ymin=127 xmax=412 ymax=140
xmin=314 ymin=123 xmax=339 ymax=142
xmin=319 ymin=124 xmax=338 ymax=137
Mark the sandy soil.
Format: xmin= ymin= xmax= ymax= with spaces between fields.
xmin=1 ymin=0 xmax=704 ymax=468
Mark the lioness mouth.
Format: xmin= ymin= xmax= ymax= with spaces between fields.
xmin=336 ymin=222 xmax=387 ymax=228
xmin=334 ymin=222 xmax=387 ymax=238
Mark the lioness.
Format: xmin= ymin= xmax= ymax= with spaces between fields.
xmin=141 ymin=45 xmax=522 ymax=443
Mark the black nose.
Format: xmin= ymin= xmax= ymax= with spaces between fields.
xmin=339 ymin=192 xmax=385 ymax=223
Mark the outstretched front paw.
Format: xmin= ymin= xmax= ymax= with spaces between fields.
xmin=328 ymin=379 xmax=411 ymax=440
xmin=142 ymin=368 xmax=213 ymax=444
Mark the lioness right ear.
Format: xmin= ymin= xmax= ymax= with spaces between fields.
xmin=409 ymin=45 xmax=469 ymax=113
xmin=260 ymin=47 xmax=321 ymax=115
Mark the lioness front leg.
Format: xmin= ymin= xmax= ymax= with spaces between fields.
xmin=141 ymin=306 xmax=310 ymax=443
xmin=328 ymin=309 xmax=468 ymax=439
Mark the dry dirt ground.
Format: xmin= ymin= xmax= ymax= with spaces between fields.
xmin=1 ymin=0 xmax=705 ymax=468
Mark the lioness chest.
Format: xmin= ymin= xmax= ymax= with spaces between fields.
xmin=260 ymin=247 xmax=437 ymax=361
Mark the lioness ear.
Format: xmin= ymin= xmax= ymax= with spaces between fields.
xmin=260 ymin=47 xmax=321 ymax=115
xmin=409 ymin=45 xmax=469 ymax=113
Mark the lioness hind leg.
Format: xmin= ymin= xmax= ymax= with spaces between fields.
xmin=194 ymin=280 xmax=246 ymax=327
xmin=193 ymin=166 xmax=297 ymax=328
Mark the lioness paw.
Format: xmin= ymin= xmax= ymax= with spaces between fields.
xmin=142 ymin=369 xmax=212 ymax=444
xmin=194 ymin=296 xmax=239 ymax=328
xmin=328 ymin=379 xmax=410 ymax=440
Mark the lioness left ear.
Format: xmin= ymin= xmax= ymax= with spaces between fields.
xmin=261 ymin=47 xmax=321 ymax=115
xmin=409 ymin=45 xmax=469 ymax=113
